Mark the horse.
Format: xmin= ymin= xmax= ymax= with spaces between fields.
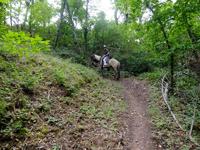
xmin=91 ymin=54 xmax=120 ymax=80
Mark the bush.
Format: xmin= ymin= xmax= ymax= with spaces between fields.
xmin=0 ymin=31 xmax=50 ymax=59
xmin=116 ymin=51 xmax=154 ymax=75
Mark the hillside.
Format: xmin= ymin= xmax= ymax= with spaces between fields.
xmin=0 ymin=54 xmax=125 ymax=149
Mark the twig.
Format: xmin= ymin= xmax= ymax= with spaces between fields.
xmin=161 ymin=74 xmax=184 ymax=130
xmin=188 ymin=101 xmax=200 ymax=146
xmin=47 ymin=89 xmax=51 ymax=101
xmin=189 ymin=106 xmax=195 ymax=139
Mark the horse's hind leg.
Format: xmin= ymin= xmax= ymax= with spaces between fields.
xmin=101 ymin=67 xmax=105 ymax=77
xmin=116 ymin=70 xmax=120 ymax=80
xmin=115 ymin=66 xmax=120 ymax=80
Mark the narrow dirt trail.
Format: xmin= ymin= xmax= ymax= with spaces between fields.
xmin=121 ymin=78 xmax=154 ymax=150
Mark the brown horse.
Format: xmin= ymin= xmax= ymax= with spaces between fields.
xmin=91 ymin=54 xmax=120 ymax=80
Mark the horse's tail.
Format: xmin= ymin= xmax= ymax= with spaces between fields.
xmin=116 ymin=63 xmax=120 ymax=80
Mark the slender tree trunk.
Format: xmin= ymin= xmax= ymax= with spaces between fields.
xmin=158 ymin=19 xmax=174 ymax=93
xmin=124 ymin=1 xmax=129 ymax=24
xmin=65 ymin=0 xmax=77 ymax=46
xmin=29 ymin=16 xmax=32 ymax=36
xmin=23 ymin=1 xmax=30 ymax=30
xmin=148 ymin=5 xmax=174 ymax=93
xmin=114 ymin=0 xmax=118 ymax=25
xmin=54 ymin=0 xmax=66 ymax=49
xmin=114 ymin=9 xmax=118 ymax=25
xmin=28 ymin=0 xmax=34 ymax=36
xmin=84 ymin=0 xmax=89 ymax=53
xmin=17 ymin=0 xmax=22 ymax=30
xmin=9 ymin=1 xmax=12 ymax=27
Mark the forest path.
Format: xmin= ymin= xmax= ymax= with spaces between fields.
xmin=121 ymin=78 xmax=155 ymax=150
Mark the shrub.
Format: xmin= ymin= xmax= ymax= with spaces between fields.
xmin=0 ymin=31 xmax=50 ymax=60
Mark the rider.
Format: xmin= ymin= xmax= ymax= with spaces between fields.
xmin=101 ymin=45 xmax=111 ymax=67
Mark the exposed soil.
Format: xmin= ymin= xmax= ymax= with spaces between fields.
xmin=121 ymin=78 xmax=155 ymax=150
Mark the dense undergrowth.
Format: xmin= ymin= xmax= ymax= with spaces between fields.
xmin=0 ymin=53 xmax=125 ymax=149
xmin=140 ymin=68 xmax=200 ymax=149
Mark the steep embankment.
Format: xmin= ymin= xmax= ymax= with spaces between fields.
xmin=0 ymin=54 xmax=125 ymax=149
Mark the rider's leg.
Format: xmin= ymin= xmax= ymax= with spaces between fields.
xmin=103 ymin=58 xmax=107 ymax=66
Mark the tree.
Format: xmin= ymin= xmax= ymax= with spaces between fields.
xmin=54 ymin=0 xmax=66 ymax=48
xmin=145 ymin=0 xmax=175 ymax=92
xmin=83 ymin=0 xmax=89 ymax=52
xmin=65 ymin=0 xmax=77 ymax=45
xmin=0 ymin=0 xmax=9 ymax=36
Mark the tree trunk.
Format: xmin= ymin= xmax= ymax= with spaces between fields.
xmin=114 ymin=0 xmax=118 ymax=25
xmin=17 ymin=0 xmax=22 ymax=30
xmin=28 ymin=0 xmax=34 ymax=36
xmin=54 ymin=0 xmax=66 ymax=49
xmin=148 ymin=5 xmax=174 ymax=93
xmin=114 ymin=9 xmax=118 ymax=25
xmin=124 ymin=1 xmax=129 ymax=24
xmin=9 ymin=1 xmax=12 ymax=27
xmin=23 ymin=0 xmax=30 ymax=30
xmin=158 ymin=19 xmax=174 ymax=93
xmin=65 ymin=0 xmax=77 ymax=46
xmin=84 ymin=0 xmax=89 ymax=53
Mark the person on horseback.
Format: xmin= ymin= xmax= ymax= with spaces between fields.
xmin=101 ymin=45 xmax=111 ymax=68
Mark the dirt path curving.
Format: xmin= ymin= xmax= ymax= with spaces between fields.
xmin=121 ymin=78 xmax=155 ymax=150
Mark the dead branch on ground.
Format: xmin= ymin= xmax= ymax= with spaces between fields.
xmin=189 ymin=101 xmax=200 ymax=146
xmin=161 ymin=74 xmax=200 ymax=146
xmin=161 ymin=74 xmax=184 ymax=130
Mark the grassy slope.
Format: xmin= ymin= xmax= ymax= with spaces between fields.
xmin=0 ymin=54 xmax=125 ymax=149
xmin=140 ymin=69 xmax=200 ymax=150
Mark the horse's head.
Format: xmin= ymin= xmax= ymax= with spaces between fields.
xmin=90 ymin=54 xmax=101 ymax=67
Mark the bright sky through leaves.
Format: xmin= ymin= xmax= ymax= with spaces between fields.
xmin=48 ymin=0 xmax=115 ymax=21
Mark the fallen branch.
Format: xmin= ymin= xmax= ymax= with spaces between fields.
xmin=188 ymin=101 xmax=200 ymax=146
xmin=47 ymin=89 xmax=51 ymax=101
xmin=161 ymin=74 xmax=184 ymax=130
xmin=189 ymin=106 xmax=195 ymax=139
xmin=161 ymin=74 xmax=200 ymax=147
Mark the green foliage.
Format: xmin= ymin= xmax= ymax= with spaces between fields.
xmin=0 ymin=31 xmax=50 ymax=59
xmin=30 ymin=0 xmax=55 ymax=28
xmin=47 ymin=116 xmax=60 ymax=126
xmin=0 ymin=52 xmax=125 ymax=148
xmin=0 ymin=53 xmax=98 ymax=140
xmin=2 ymin=0 xmax=200 ymax=148
xmin=139 ymin=68 xmax=167 ymax=82
xmin=0 ymin=99 xmax=7 ymax=116
xmin=145 ymin=68 xmax=200 ymax=148
xmin=176 ymin=73 xmax=198 ymax=91
xmin=52 ymin=144 xmax=61 ymax=150
xmin=0 ymin=0 xmax=10 ymax=3
xmin=48 ymin=56 xmax=99 ymax=96
xmin=0 ymin=1 xmax=8 ymax=37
